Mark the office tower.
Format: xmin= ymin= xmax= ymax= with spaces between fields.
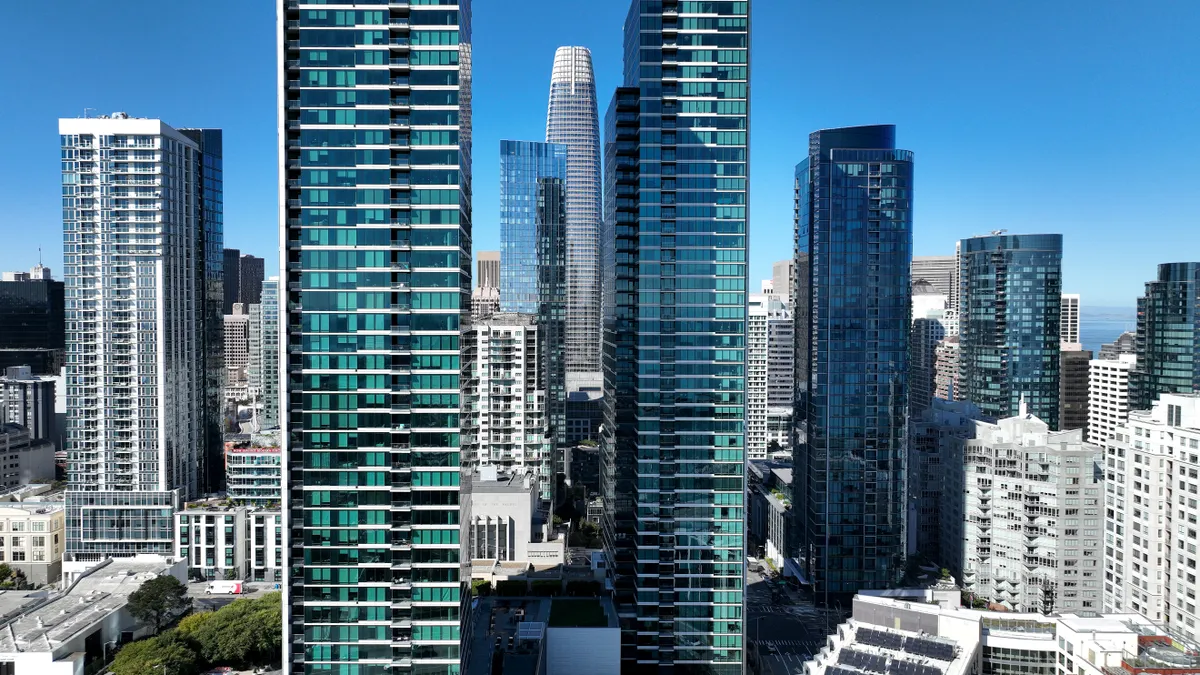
xmin=258 ymin=278 xmax=280 ymax=429
xmin=944 ymin=407 xmax=1103 ymax=613
xmin=59 ymin=114 xmax=220 ymax=558
xmin=499 ymin=141 xmax=567 ymax=314
xmin=1103 ymin=393 xmax=1200 ymax=632
xmin=0 ymin=266 xmax=65 ymax=376
xmin=223 ymin=248 xmax=241 ymax=314
xmin=1061 ymin=293 xmax=1081 ymax=344
xmin=910 ymin=291 xmax=951 ymax=417
xmin=224 ymin=304 xmax=252 ymax=397
xmin=476 ymin=250 xmax=500 ymax=291
xmin=0 ymin=366 xmax=56 ymax=444
xmin=536 ymin=176 xmax=568 ymax=483
xmin=907 ymin=399 xmax=985 ymax=561
xmin=281 ymin=4 xmax=472 ymax=672
xmin=911 ymin=255 xmax=956 ymax=296
xmin=546 ymin=46 xmax=603 ymax=384
xmin=1132 ymin=263 xmax=1200 ymax=410
xmin=1099 ymin=331 xmax=1136 ymax=360
xmin=772 ymin=259 xmax=795 ymax=305
xmin=238 ymin=254 xmax=265 ymax=306
xmin=794 ymin=125 xmax=912 ymax=603
xmin=1060 ymin=344 xmax=1092 ymax=435
xmin=747 ymin=294 xmax=792 ymax=459
xmin=600 ymin=2 xmax=749 ymax=669
xmin=466 ymin=314 xmax=552 ymax=500
xmin=1089 ymin=353 xmax=1136 ymax=445
xmin=958 ymin=233 xmax=1063 ymax=427
xmin=934 ymin=336 xmax=961 ymax=401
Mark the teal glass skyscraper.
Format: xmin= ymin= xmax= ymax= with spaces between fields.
xmin=958 ymin=234 xmax=1063 ymax=427
xmin=499 ymin=140 xmax=567 ymax=314
xmin=793 ymin=125 xmax=913 ymax=604
xmin=600 ymin=1 xmax=749 ymax=671
xmin=281 ymin=3 xmax=472 ymax=674
xmin=1132 ymin=262 xmax=1200 ymax=409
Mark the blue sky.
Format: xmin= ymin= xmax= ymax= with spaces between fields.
xmin=1 ymin=1 xmax=1196 ymax=308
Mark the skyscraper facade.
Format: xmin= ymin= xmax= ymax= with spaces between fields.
xmin=281 ymin=3 xmax=473 ymax=672
xmin=546 ymin=46 xmax=603 ymax=384
xmin=0 ymin=267 xmax=65 ymax=376
xmin=499 ymin=140 xmax=567 ymax=314
xmin=794 ymin=124 xmax=913 ymax=603
xmin=772 ymin=259 xmax=794 ymax=305
xmin=1132 ymin=263 xmax=1200 ymax=410
xmin=911 ymin=255 xmax=956 ymax=296
xmin=747 ymin=293 xmax=791 ymax=459
xmin=958 ymin=234 xmax=1063 ymax=427
xmin=475 ymin=250 xmax=499 ymax=290
xmin=537 ymin=177 xmax=568 ymax=484
xmin=1061 ymin=293 xmax=1081 ymax=344
xmin=223 ymin=247 xmax=241 ymax=314
xmin=600 ymin=1 xmax=749 ymax=669
xmin=60 ymin=114 xmax=220 ymax=558
xmin=259 ymin=278 xmax=280 ymax=430
xmin=239 ymin=253 xmax=266 ymax=306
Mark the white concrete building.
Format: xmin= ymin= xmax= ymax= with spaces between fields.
xmin=0 ymin=556 xmax=187 ymax=675
xmin=1103 ymin=394 xmax=1200 ymax=639
xmin=468 ymin=315 xmax=552 ymax=501
xmin=467 ymin=467 xmax=563 ymax=570
xmin=1089 ymin=353 xmax=1137 ymax=445
xmin=60 ymin=115 xmax=221 ymax=559
xmin=1061 ymin=293 xmax=1081 ymax=344
xmin=748 ymin=294 xmax=791 ymax=459
xmin=805 ymin=589 xmax=1197 ymax=675
xmin=0 ymin=502 xmax=65 ymax=585
xmin=944 ymin=407 xmax=1104 ymax=612
xmin=224 ymin=303 xmax=251 ymax=400
xmin=174 ymin=501 xmax=282 ymax=582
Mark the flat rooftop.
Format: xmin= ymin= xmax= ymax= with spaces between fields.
xmin=548 ymin=598 xmax=614 ymax=628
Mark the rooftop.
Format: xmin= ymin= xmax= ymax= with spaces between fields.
xmin=548 ymin=598 xmax=613 ymax=628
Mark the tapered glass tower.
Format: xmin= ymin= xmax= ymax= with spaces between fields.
xmin=793 ymin=124 xmax=913 ymax=604
xmin=600 ymin=1 xmax=749 ymax=671
xmin=546 ymin=46 xmax=603 ymax=385
xmin=280 ymin=3 xmax=472 ymax=673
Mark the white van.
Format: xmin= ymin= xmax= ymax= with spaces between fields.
xmin=205 ymin=581 xmax=244 ymax=594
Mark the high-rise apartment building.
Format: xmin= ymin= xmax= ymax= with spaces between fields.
xmin=1060 ymin=344 xmax=1092 ymax=434
xmin=1132 ymin=263 xmax=1200 ymax=410
xmin=911 ymin=255 xmax=956 ymax=296
xmin=958 ymin=233 xmax=1063 ymax=427
xmin=934 ymin=336 xmax=961 ymax=401
xmin=772 ymin=259 xmax=794 ymax=305
xmin=747 ymin=294 xmax=791 ymax=459
xmin=1088 ymin=353 xmax=1136 ymax=444
xmin=546 ymin=46 xmax=603 ymax=384
xmin=258 ymin=278 xmax=280 ymax=430
xmin=600 ymin=1 xmax=748 ymax=669
xmin=1103 ymin=393 xmax=1200 ymax=635
xmin=945 ymin=408 xmax=1104 ymax=613
xmin=794 ymin=125 xmax=912 ymax=603
xmin=0 ymin=267 xmax=65 ymax=376
xmin=499 ymin=141 xmax=567 ymax=315
xmin=910 ymin=292 xmax=951 ymax=417
xmin=908 ymin=399 xmax=986 ymax=562
xmin=238 ymin=254 xmax=265 ymax=306
xmin=59 ymin=114 xmax=221 ymax=559
xmin=281 ymin=4 xmax=472 ymax=672
xmin=223 ymin=248 xmax=241 ymax=314
xmin=0 ymin=366 xmax=56 ymax=445
xmin=1061 ymin=293 xmax=1081 ymax=344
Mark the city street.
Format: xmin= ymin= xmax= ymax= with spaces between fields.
xmin=746 ymin=567 xmax=845 ymax=672
xmin=187 ymin=581 xmax=282 ymax=612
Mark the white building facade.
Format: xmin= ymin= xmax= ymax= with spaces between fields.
xmin=1103 ymin=394 xmax=1200 ymax=639
xmin=1061 ymin=293 xmax=1081 ymax=344
xmin=174 ymin=503 xmax=282 ymax=582
xmin=946 ymin=410 xmax=1104 ymax=612
xmin=747 ymin=294 xmax=791 ymax=459
xmin=60 ymin=115 xmax=220 ymax=559
xmin=1089 ymin=353 xmax=1136 ymax=445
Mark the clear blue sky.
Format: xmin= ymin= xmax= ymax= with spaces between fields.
xmin=1 ymin=1 xmax=1197 ymax=308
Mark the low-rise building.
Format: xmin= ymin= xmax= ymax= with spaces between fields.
xmin=464 ymin=596 xmax=619 ymax=675
xmin=466 ymin=467 xmax=564 ymax=571
xmin=748 ymin=461 xmax=795 ymax=571
xmin=0 ymin=555 xmax=187 ymax=675
xmin=174 ymin=501 xmax=282 ymax=582
xmin=0 ymin=503 xmax=65 ymax=585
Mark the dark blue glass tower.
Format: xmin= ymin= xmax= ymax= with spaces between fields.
xmin=499 ymin=141 xmax=567 ymax=314
xmin=1132 ymin=262 xmax=1200 ymax=409
xmin=794 ymin=125 xmax=912 ymax=604
xmin=601 ymin=1 xmax=749 ymax=670
xmin=958 ymin=234 xmax=1063 ymax=426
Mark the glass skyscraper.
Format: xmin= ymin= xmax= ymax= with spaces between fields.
xmin=958 ymin=234 xmax=1063 ymax=427
xmin=601 ymin=1 xmax=749 ymax=671
xmin=281 ymin=3 xmax=472 ymax=673
xmin=793 ymin=125 xmax=913 ymax=604
xmin=546 ymin=46 xmax=603 ymax=384
xmin=499 ymin=141 xmax=567 ymax=315
xmin=1132 ymin=262 xmax=1200 ymax=409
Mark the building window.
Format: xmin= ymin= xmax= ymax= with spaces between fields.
xmin=30 ymin=522 xmax=45 ymax=533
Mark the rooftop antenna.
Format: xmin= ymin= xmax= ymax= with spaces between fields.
xmin=83 ymin=108 xmax=95 ymax=119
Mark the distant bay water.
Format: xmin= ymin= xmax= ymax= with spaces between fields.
xmin=1080 ymin=306 xmax=1137 ymax=354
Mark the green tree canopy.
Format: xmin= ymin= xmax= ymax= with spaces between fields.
xmin=186 ymin=594 xmax=282 ymax=668
xmin=110 ymin=632 xmax=200 ymax=675
xmin=127 ymin=575 xmax=191 ymax=633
